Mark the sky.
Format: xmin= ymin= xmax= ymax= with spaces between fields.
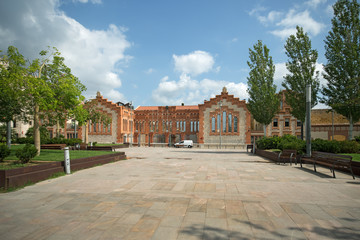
xmin=0 ymin=0 xmax=336 ymax=108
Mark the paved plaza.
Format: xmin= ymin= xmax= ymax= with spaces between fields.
xmin=0 ymin=147 xmax=360 ymax=240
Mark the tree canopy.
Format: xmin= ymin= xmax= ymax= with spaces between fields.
xmin=282 ymin=26 xmax=320 ymax=139
xmin=321 ymin=0 xmax=360 ymax=140
xmin=247 ymin=40 xmax=279 ymax=136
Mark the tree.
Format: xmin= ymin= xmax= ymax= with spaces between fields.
xmin=26 ymin=47 xmax=85 ymax=154
xmin=321 ymin=0 xmax=360 ymax=140
xmin=282 ymin=26 xmax=320 ymax=140
xmin=247 ymin=40 xmax=280 ymax=137
xmin=0 ymin=46 xmax=27 ymax=148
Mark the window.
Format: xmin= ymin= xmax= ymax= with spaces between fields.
xmin=88 ymin=120 xmax=91 ymax=133
xmin=285 ymin=118 xmax=290 ymax=127
xmin=234 ymin=117 xmax=238 ymax=132
xmin=136 ymin=122 xmax=138 ymax=132
xmin=217 ymin=114 xmax=221 ymax=132
xmin=108 ymin=123 xmax=111 ymax=133
xmin=177 ymin=121 xmax=180 ymax=131
xmin=223 ymin=111 xmax=226 ymax=132
xmin=183 ymin=121 xmax=186 ymax=132
xmin=191 ymin=121 xmax=193 ymax=132
xmin=150 ymin=121 xmax=152 ymax=132
xmin=297 ymin=120 xmax=301 ymax=127
xmin=211 ymin=117 xmax=216 ymax=132
xmin=93 ymin=122 xmax=96 ymax=132
xmin=169 ymin=121 xmax=172 ymax=131
xmin=273 ymin=118 xmax=278 ymax=127
xmin=228 ymin=114 xmax=232 ymax=132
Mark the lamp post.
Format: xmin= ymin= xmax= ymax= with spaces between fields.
xmin=219 ymin=100 xmax=222 ymax=149
xmin=306 ymin=84 xmax=311 ymax=157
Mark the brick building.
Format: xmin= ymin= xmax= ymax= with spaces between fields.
xmin=78 ymin=92 xmax=134 ymax=144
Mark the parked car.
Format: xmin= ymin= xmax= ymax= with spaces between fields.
xmin=174 ymin=140 xmax=193 ymax=148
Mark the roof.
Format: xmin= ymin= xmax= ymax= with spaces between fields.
xmin=135 ymin=105 xmax=199 ymax=111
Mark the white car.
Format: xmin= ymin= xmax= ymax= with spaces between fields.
xmin=174 ymin=140 xmax=193 ymax=148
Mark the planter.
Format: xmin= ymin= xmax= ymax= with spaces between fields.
xmin=255 ymin=149 xmax=280 ymax=162
xmin=0 ymin=152 xmax=127 ymax=189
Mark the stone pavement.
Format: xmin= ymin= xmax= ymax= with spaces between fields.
xmin=0 ymin=147 xmax=360 ymax=240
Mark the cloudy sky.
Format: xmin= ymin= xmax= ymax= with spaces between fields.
xmin=0 ymin=0 xmax=335 ymax=108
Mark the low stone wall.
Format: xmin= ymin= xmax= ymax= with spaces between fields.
xmin=198 ymin=143 xmax=247 ymax=149
xmin=255 ymin=149 xmax=280 ymax=162
xmin=256 ymin=149 xmax=360 ymax=177
xmin=0 ymin=152 xmax=127 ymax=189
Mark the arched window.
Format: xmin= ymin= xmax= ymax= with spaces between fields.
xmin=223 ymin=111 xmax=227 ymax=132
xmin=234 ymin=117 xmax=238 ymax=132
xmin=217 ymin=114 xmax=221 ymax=132
xmin=211 ymin=117 xmax=216 ymax=132
xmin=228 ymin=114 xmax=232 ymax=132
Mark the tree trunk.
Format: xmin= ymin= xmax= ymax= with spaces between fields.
xmin=85 ymin=122 xmax=89 ymax=143
xmin=263 ymin=124 xmax=267 ymax=137
xmin=349 ymin=114 xmax=353 ymax=140
xmin=34 ymin=104 xmax=41 ymax=156
xmin=6 ymin=121 xmax=11 ymax=149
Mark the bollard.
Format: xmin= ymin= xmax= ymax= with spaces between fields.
xmin=64 ymin=147 xmax=71 ymax=174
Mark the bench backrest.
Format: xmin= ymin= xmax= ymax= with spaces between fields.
xmin=282 ymin=149 xmax=297 ymax=157
xmin=312 ymin=151 xmax=352 ymax=162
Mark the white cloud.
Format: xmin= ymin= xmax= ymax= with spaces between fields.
xmin=145 ymin=68 xmax=155 ymax=74
xmin=73 ymin=0 xmax=102 ymax=4
xmin=258 ymin=11 xmax=283 ymax=25
xmin=274 ymin=62 xmax=326 ymax=91
xmin=0 ymin=0 xmax=131 ymax=103
xmin=152 ymin=73 xmax=248 ymax=105
xmin=305 ymin=0 xmax=327 ymax=9
xmin=250 ymin=2 xmax=326 ymax=40
xmin=271 ymin=10 xmax=325 ymax=39
xmin=173 ymin=50 xmax=216 ymax=76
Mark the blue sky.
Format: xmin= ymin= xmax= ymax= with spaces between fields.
xmin=0 ymin=0 xmax=335 ymax=108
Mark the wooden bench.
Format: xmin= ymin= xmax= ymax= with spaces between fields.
xmin=246 ymin=144 xmax=254 ymax=153
xmin=300 ymin=151 xmax=355 ymax=179
xmin=40 ymin=144 xmax=67 ymax=150
xmin=87 ymin=146 xmax=114 ymax=151
xmin=278 ymin=149 xmax=297 ymax=165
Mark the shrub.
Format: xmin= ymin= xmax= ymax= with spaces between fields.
xmin=0 ymin=144 xmax=11 ymax=162
xmin=256 ymin=136 xmax=281 ymax=150
xmin=25 ymin=126 xmax=50 ymax=143
xmin=312 ymin=139 xmax=341 ymax=153
xmin=16 ymin=137 xmax=33 ymax=144
xmin=355 ymin=135 xmax=360 ymax=142
xmin=15 ymin=144 xmax=38 ymax=163
xmin=339 ymin=141 xmax=360 ymax=153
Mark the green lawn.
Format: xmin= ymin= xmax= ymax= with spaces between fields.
xmin=1 ymin=144 xmax=119 ymax=170
xmin=343 ymin=154 xmax=360 ymax=162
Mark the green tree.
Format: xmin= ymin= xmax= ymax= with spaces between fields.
xmin=0 ymin=46 xmax=27 ymax=147
xmin=26 ymin=47 xmax=85 ymax=154
xmin=247 ymin=40 xmax=280 ymax=137
xmin=282 ymin=26 xmax=320 ymax=140
xmin=321 ymin=0 xmax=360 ymax=140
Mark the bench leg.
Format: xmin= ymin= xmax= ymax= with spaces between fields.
xmin=350 ymin=167 xmax=355 ymax=180
xmin=313 ymin=163 xmax=317 ymax=172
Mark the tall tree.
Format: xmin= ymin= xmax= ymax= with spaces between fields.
xmin=282 ymin=26 xmax=320 ymax=140
xmin=0 ymin=46 xmax=27 ymax=148
xmin=247 ymin=40 xmax=280 ymax=137
xmin=321 ymin=0 xmax=360 ymax=140
xmin=26 ymin=47 xmax=85 ymax=154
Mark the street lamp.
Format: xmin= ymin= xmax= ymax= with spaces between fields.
xmin=219 ymin=100 xmax=222 ymax=149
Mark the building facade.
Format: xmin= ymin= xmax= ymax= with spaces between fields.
xmin=78 ymin=92 xmax=134 ymax=144
xmin=7 ymin=88 xmax=359 ymax=146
